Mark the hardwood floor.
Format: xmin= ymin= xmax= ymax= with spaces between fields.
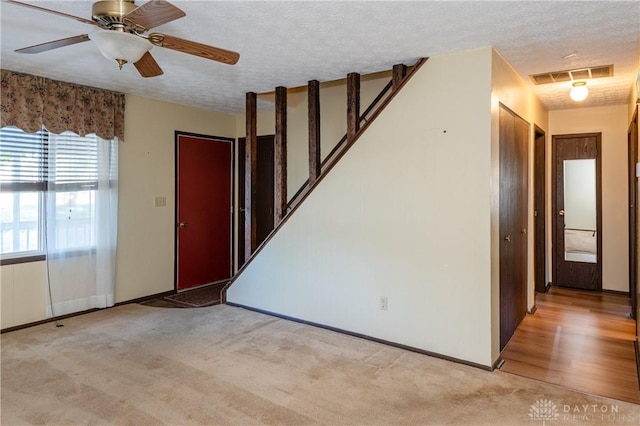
xmin=500 ymin=286 xmax=640 ymax=404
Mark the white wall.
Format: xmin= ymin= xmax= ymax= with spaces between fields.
xmin=1 ymin=95 xmax=236 ymax=328
xmin=549 ymin=105 xmax=629 ymax=292
xmin=229 ymin=47 xmax=497 ymax=367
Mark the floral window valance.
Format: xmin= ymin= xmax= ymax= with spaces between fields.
xmin=0 ymin=69 xmax=125 ymax=140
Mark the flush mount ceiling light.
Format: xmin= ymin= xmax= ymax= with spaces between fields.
xmin=570 ymin=81 xmax=589 ymax=101
xmin=88 ymin=30 xmax=152 ymax=69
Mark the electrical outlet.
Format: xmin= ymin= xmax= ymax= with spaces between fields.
xmin=380 ymin=296 xmax=388 ymax=311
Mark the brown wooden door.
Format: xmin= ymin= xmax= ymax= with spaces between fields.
xmin=176 ymin=133 xmax=233 ymax=291
xmin=628 ymin=108 xmax=638 ymax=319
xmin=499 ymin=105 xmax=529 ymax=350
xmin=552 ymin=133 xmax=602 ymax=291
xmin=534 ymin=127 xmax=546 ymax=294
xmin=237 ymin=135 xmax=275 ymax=268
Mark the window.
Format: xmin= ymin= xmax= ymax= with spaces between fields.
xmin=0 ymin=127 xmax=115 ymax=260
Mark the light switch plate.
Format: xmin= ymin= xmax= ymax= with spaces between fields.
xmin=154 ymin=196 xmax=167 ymax=207
xmin=636 ymin=163 xmax=640 ymax=178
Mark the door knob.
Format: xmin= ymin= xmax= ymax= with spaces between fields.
xmin=504 ymin=234 xmax=511 ymax=242
xmin=178 ymin=222 xmax=187 ymax=229
xmin=559 ymin=209 xmax=565 ymax=216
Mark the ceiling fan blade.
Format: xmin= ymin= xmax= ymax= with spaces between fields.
xmin=5 ymin=0 xmax=98 ymax=26
xmin=134 ymin=52 xmax=164 ymax=78
xmin=149 ymin=33 xmax=239 ymax=65
xmin=15 ymin=34 xmax=90 ymax=54
xmin=125 ymin=0 xmax=185 ymax=31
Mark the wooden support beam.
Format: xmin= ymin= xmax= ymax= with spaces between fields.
xmin=308 ymin=80 xmax=321 ymax=183
xmin=347 ymin=72 xmax=360 ymax=141
xmin=274 ymin=86 xmax=288 ymax=222
xmin=392 ymin=64 xmax=408 ymax=91
xmin=244 ymin=92 xmax=257 ymax=262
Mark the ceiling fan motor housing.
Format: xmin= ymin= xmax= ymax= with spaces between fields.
xmin=92 ymin=0 xmax=137 ymax=29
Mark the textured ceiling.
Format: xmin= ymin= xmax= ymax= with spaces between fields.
xmin=1 ymin=1 xmax=639 ymax=114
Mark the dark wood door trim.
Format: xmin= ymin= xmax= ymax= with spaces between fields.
xmin=551 ymin=133 xmax=602 ymax=291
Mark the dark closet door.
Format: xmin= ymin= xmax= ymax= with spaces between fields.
xmin=499 ymin=105 xmax=529 ymax=350
xmin=628 ymin=108 xmax=638 ymax=320
xmin=237 ymin=135 xmax=275 ymax=268
xmin=534 ymin=127 xmax=547 ymax=294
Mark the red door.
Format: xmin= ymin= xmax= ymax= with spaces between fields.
xmin=176 ymin=133 xmax=232 ymax=291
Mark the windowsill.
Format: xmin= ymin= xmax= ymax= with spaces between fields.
xmin=1 ymin=254 xmax=46 ymax=266
xmin=1 ymin=249 xmax=97 ymax=266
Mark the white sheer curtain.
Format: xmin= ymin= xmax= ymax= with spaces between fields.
xmin=45 ymin=131 xmax=118 ymax=317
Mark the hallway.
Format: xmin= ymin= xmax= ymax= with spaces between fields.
xmin=500 ymin=286 xmax=640 ymax=404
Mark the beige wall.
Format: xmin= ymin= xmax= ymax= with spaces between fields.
xmin=629 ymin=70 xmax=639 ymax=122
xmin=1 ymin=262 xmax=47 ymax=328
xmin=549 ymin=105 xmax=629 ymax=293
xmin=1 ymin=95 xmax=236 ymax=329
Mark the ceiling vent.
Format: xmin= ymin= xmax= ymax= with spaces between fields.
xmin=530 ymin=65 xmax=613 ymax=85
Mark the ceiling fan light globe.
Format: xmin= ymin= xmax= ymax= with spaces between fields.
xmin=89 ymin=30 xmax=152 ymax=64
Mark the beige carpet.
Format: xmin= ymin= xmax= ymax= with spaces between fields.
xmin=2 ymin=304 xmax=639 ymax=425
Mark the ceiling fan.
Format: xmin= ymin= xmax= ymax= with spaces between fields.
xmin=6 ymin=0 xmax=240 ymax=77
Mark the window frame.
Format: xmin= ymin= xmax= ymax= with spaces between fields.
xmin=1 ymin=128 xmax=102 ymax=264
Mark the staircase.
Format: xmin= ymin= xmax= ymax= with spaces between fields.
xmin=223 ymin=57 xmax=428 ymax=300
